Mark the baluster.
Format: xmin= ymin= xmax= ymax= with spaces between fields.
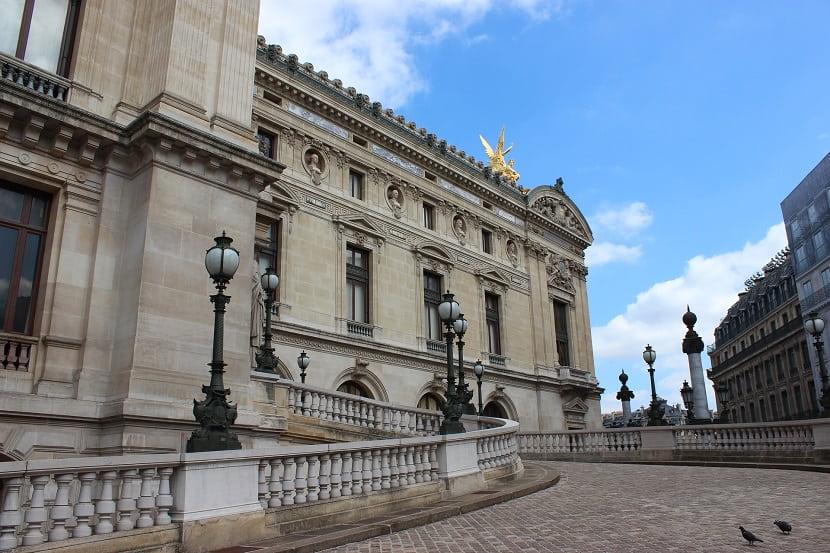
xmin=361 ymin=451 xmax=373 ymax=494
xmin=413 ymin=448 xmax=424 ymax=483
xmin=351 ymin=451 xmax=363 ymax=495
xmin=46 ymin=473 xmax=73 ymax=542
xmin=390 ymin=410 xmax=399 ymax=432
xmin=310 ymin=392 xmax=320 ymax=418
xmin=345 ymin=400 xmax=353 ymax=425
xmin=155 ymin=468 xmax=173 ymax=526
xmin=374 ymin=405 xmax=383 ymax=429
xmin=330 ymin=454 xmax=343 ymax=499
xmin=429 ymin=444 xmax=439 ymax=481
xmin=389 ymin=447 xmax=400 ymax=488
xmin=268 ymin=459 xmax=284 ymax=507
xmin=0 ymin=476 xmax=23 ymax=550
xmin=477 ymin=439 xmax=484 ymax=469
xmin=381 ymin=449 xmax=391 ymax=489
xmin=282 ymin=458 xmax=296 ymax=505
xmin=382 ymin=408 xmax=391 ymax=431
xmin=136 ymin=468 xmax=157 ymax=529
xmin=287 ymin=387 xmax=296 ymax=413
xmin=302 ymin=391 xmax=311 ymax=417
xmin=74 ymin=472 xmax=98 ymax=536
xmin=116 ymin=469 xmax=139 ymax=531
xmin=360 ymin=404 xmax=369 ymax=428
xmin=319 ymin=455 xmax=331 ymax=500
xmin=341 ymin=452 xmax=353 ymax=497
xmin=258 ymin=460 xmax=270 ymax=507
xmin=307 ymin=456 xmax=320 ymax=502
xmin=319 ymin=394 xmax=329 ymax=420
xmin=95 ymin=470 xmax=118 ymax=534
xmin=371 ymin=450 xmax=382 ymax=491
xmin=22 ymin=475 xmax=49 ymax=545
xmin=405 ymin=447 xmax=416 ymax=485
xmin=332 ymin=397 xmax=341 ymax=422
xmin=397 ymin=448 xmax=407 ymax=487
xmin=295 ymin=457 xmax=308 ymax=504
xmin=420 ymin=446 xmax=432 ymax=481
xmin=409 ymin=412 xmax=417 ymax=434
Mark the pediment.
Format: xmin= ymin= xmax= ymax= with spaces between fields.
xmin=262 ymin=181 xmax=300 ymax=209
xmin=563 ymin=397 xmax=589 ymax=413
xmin=477 ymin=267 xmax=510 ymax=287
xmin=334 ymin=214 xmax=386 ymax=239
xmin=415 ymin=241 xmax=454 ymax=264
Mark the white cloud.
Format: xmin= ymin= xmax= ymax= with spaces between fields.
xmin=592 ymin=201 xmax=653 ymax=237
xmin=593 ymin=223 xmax=788 ymax=411
xmin=586 ymin=242 xmax=642 ymax=267
xmin=258 ymin=1 xmax=565 ymax=108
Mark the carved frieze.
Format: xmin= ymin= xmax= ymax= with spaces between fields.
xmin=532 ymin=195 xmax=588 ymax=239
xmin=546 ymin=253 xmax=577 ymax=293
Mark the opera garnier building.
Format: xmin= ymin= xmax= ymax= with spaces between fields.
xmin=0 ymin=0 xmax=601 ymax=458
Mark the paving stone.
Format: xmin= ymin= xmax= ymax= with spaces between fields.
xmin=322 ymin=462 xmax=828 ymax=552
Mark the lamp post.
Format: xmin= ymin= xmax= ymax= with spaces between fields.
xmin=804 ymin=311 xmax=830 ymax=413
xmin=716 ymin=382 xmax=730 ymax=424
xmin=255 ymin=267 xmax=280 ymax=373
xmin=474 ymin=360 xmax=484 ymax=416
xmin=643 ymin=344 xmax=664 ymax=426
xmin=680 ymin=380 xmax=696 ymax=425
xmin=453 ymin=314 xmax=475 ymax=415
xmin=297 ymin=350 xmax=310 ymax=384
xmin=437 ymin=291 xmax=464 ymax=434
xmin=186 ymin=232 xmax=242 ymax=453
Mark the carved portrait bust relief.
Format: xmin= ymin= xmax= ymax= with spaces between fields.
xmin=303 ymin=148 xmax=326 ymax=185
xmin=506 ymin=240 xmax=519 ymax=267
xmin=386 ymin=184 xmax=404 ymax=218
xmin=452 ymin=215 xmax=467 ymax=244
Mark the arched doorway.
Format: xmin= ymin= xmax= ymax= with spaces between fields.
xmin=337 ymin=380 xmax=374 ymax=399
xmin=482 ymin=401 xmax=507 ymax=418
xmin=417 ymin=392 xmax=445 ymax=412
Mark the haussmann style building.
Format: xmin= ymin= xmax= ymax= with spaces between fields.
xmin=0 ymin=0 xmax=602 ymax=460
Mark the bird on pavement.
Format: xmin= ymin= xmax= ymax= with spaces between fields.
xmin=739 ymin=526 xmax=764 ymax=545
xmin=774 ymin=520 xmax=792 ymax=534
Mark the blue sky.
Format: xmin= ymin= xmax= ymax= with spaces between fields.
xmin=259 ymin=0 xmax=830 ymax=411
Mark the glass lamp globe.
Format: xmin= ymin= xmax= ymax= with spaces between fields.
xmin=297 ymin=350 xmax=310 ymax=370
xmin=642 ymin=344 xmax=657 ymax=365
xmin=205 ymin=231 xmax=240 ymax=283
xmin=473 ymin=359 xmax=484 ymax=378
xmin=438 ymin=292 xmax=460 ymax=323
xmin=805 ymin=312 xmax=825 ymax=336
xmin=452 ymin=314 xmax=468 ymax=337
xmin=260 ymin=267 xmax=280 ymax=292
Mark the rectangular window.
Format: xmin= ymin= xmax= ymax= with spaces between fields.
xmin=257 ymin=129 xmax=275 ymax=158
xmin=553 ymin=300 xmax=571 ymax=366
xmin=813 ymin=231 xmax=826 ymax=257
xmin=759 ymin=398 xmax=767 ymax=422
xmin=795 ymin=245 xmax=807 ymax=266
xmin=422 ymin=203 xmax=435 ymax=230
xmin=346 ymin=244 xmax=369 ymax=323
xmin=769 ymin=394 xmax=779 ymax=420
xmin=794 ymin=385 xmax=804 ymax=416
xmin=423 ymin=271 xmax=442 ymax=341
xmin=481 ymin=229 xmax=493 ymax=254
xmin=790 ymin=219 xmax=802 ymax=239
xmin=1 ymin=0 xmax=82 ymax=76
xmin=0 ymin=181 xmax=49 ymax=334
xmin=349 ymin=170 xmax=364 ymax=200
xmin=485 ymin=292 xmax=501 ymax=355
xmin=802 ymin=279 xmax=814 ymax=297
xmin=808 ymin=204 xmax=818 ymax=223
xmin=822 ymin=268 xmax=830 ymax=288
xmin=787 ymin=348 xmax=797 ymax=375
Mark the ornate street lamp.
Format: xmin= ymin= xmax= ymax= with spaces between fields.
xmin=804 ymin=311 xmax=830 ymax=414
xmin=643 ymin=344 xmax=664 ymax=426
xmin=437 ymin=291 xmax=464 ymax=434
xmin=453 ymin=314 xmax=475 ymax=415
xmin=680 ymin=380 xmax=696 ymax=425
xmin=187 ymin=232 xmax=242 ymax=452
xmin=255 ymin=267 xmax=280 ymax=373
xmin=297 ymin=350 xmax=310 ymax=384
xmin=716 ymin=382 xmax=730 ymax=424
xmin=473 ymin=359 xmax=484 ymax=416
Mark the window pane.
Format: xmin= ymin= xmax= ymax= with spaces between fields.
xmin=0 ymin=0 xmax=25 ymax=56
xmin=29 ymin=195 xmax=48 ymax=227
xmin=24 ymin=0 xmax=69 ymax=73
xmin=0 ymin=226 xmax=19 ymax=321
xmin=354 ymin=282 xmax=366 ymax=322
xmin=12 ymin=232 xmax=40 ymax=332
xmin=347 ymin=281 xmax=355 ymax=320
xmin=0 ymin=187 xmax=25 ymax=222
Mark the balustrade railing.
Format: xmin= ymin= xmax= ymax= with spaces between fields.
xmin=282 ymin=380 xmax=444 ymax=436
xmin=0 ymin=338 xmax=33 ymax=372
xmin=346 ymin=320 xmax=374 ymax=338
xmin=519 ymin=429 xmax=642 ymax=455
xmin=0 ymin=54 xmax=70 ymax=102
xmin=426 ymin=339 xmax=446 ymax=354
xmin=673 ymin=422 xmax=814 ymax=452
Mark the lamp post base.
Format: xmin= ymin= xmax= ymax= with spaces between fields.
xmin=439 ymin=419 xmax=466 ymax=434
xmin=186 ymin=431 xmax=242 ymax=453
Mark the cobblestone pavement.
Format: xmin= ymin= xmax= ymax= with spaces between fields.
xmin=322 ymin=462 xmax=827 ymax=553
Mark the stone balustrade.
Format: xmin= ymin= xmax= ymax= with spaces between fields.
xmin=0 ymin=54 xmax=70 ymax=102
xmin=0 ymin=417 xmax=520 ymax=552
xmin=258 ymin=375 xmax=444 ymax=436
xmin=519 ymin=418 xmax=830 ymax=464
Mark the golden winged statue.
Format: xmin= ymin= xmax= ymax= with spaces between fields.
xmin=479 ymin=128 xmax=520 ymax=185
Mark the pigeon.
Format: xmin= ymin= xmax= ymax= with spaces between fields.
xmin=774 ymin=520 xmax=792 ymax=534
xmin=739 ymin=526 xmax=763 ymax=545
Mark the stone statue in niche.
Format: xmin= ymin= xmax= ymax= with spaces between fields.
xmin=452 ymin=216 xmax=467 ymax=244
xmin=506 ymin=240 xmax=519 ymax=267
xmin=304 ymin=149 xmax=325 ymax=185
xmin=386 ymin=185 xmax=404 ymax=218
xmin=250 ymin=260 xmax=265 ymax=367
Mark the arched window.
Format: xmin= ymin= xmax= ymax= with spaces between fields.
xmin=482 ymin=401 xmax=507 ymax=419
xmin=417 ymin=392 xmax=445 ymax=412
xmin=337 ymin=380 xmax=374 ymax=399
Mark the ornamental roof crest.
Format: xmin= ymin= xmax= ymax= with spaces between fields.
xmin=479 ymin=128 xmax=520 ymax=186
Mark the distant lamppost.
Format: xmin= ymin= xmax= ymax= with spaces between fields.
xmin=437 ymin=291 xmax=464 ymax=434
xmin=255 ymin=267 xmax=280 ymax=373
xmin=187 ymin=232 xmax=242 ymax=453
xmin=680 ymin=380 xmax=697 ymax=425
xmin=473 ymin=359 xmax=485 ymax=416
xmin=297 ymin=350 xmax=310 ymax=384
xmin=643 ymin=344 xmax=664 ymax=426
xmin=716 ymin=382 xmax=730 ymax=424
xmin=453 ymin=314 xmax=475 ymax=415
xmin=804 ymin=311 xmax=830 ymax=413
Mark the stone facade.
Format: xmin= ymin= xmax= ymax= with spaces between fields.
xmin=707 ymin=250 xmax=819 ymax=422
xmin=0 ymin=0 xmax=600 ymax=460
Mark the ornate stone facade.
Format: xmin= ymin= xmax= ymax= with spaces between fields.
xmin=0 ymin=0 xmax=601 ymax=460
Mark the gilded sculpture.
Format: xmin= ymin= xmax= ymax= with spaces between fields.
xmin=479 ymin=128 xmax=520 ymax=185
